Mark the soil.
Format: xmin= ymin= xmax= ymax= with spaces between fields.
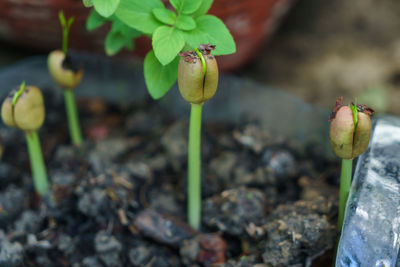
xmin=0 ymin=1 xmax=398 ymax=264
xmin=0 ymin=87 xmax=340 ymax=267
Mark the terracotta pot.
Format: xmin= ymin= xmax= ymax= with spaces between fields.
xmin=0 ymin=0 xmax=296 ymax=71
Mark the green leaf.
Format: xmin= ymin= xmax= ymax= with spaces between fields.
xmin=192 ymin=0 xmax=213 ymax=17
xmin=175 ymin=14 xmax=196 ymax=30
xmin=144 ymin=50 xmax=179 ymax=99
xmin=152 ymin=26 xmax=185 ymax=65
xmin=115 ymin=0 xmax=164 ymax=34
xmin=67 ymin=17 xmax=74 ymax=28
xmin=152 ymin=8 xmax=176 ymax=25
xmin=105 ymin=30 xmax=127 ymax=56
xmin=59 ymin=11 xmax=66 ymax=28
xmin=170 ymin=0 xmax=202 ymax=15
xmin=119 ymin=24 xmax=141 ymax=39
xmin=83 ymin=0 xmax=93 ymax=7
xmin=182 ymin=15 xmax=235 ymax=55
xmin=86 ymin=9 xmax=107 ymax=31
xmin=92 ymin=0 xmax=120 ymax=17
xmin=124 ymin=39 xmax=134 ymax=50
xmin=105 ymin=20 xmax=141 ymax=55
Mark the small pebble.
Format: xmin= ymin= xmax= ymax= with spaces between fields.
xmin=14 ymin=210 xmax=42 ymax=233
xmin=95 ymin=232 xmax=122 ymax=267
xmin=82 ymin=256 xmax=103 ymax=267
xmin=0 ymin=185 xmax=25 ymax=227
xmin=262 ymin=148 xmax=298 ymax=181
xmin=128 ymin=246 xmax=151 ymax=266
xmin=203 ymin=187 xmax=268 ymax=236
xmin=0 ymin=230 xmax=23 ymax=267
xmin=58 ymin=234 xmax=75 ymax=255
xmin=78 ymin=188 xmax=107 ymax=217
xmin=134 ymin=209 xmax=197 ymax=247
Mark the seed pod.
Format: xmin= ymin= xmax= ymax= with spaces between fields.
xmin=1 ymin=85 xmax=45 ymax=132
xmin=48 ymin=50 xmax=83 ymax=90
xmin=177 ymin=45 xmax=219 ymax=104
xmin=351 ymin=111 xmax=372 ymax=157
xmin=329 ymin=98 xmax=373 ymax=159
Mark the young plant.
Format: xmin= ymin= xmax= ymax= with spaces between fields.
xmin=48 ymin=11 xmax=84 ymax=146
xmin=177 ymin=44 xmax=218 ymax=229
xmin=329 ymin=97 xmax=374 ymax=229
xmin=1 ymin=82 xmax=49 ymax=196
xmin=84 ymin=0 xmax=235 ymax=99
xmin=84 ymin=0 xmax=235 ymax=230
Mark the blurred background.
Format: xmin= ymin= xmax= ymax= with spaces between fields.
xmin=0 ymin=0 xmax=399 ymax=114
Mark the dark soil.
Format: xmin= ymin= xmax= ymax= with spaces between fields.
xmin=0 ymin=89 xmax=340 ymax=267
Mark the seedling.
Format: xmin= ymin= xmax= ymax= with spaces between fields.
xmin=48 ymin=11 xmax=83 ymax=146
xmin=329 ymin=97 xmax=374 ymax=229
xmin=178 ymin=44 xmax=218 ymax=229
xmin=1 ymin=82 xmax=49 ymax=196
xmin=84 ymin=0 xmax=236 ymax=230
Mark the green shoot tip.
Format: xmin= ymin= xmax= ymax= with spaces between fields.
xmin=12 ymin=81 xmax=26 ymax=107
xmin=59 ymin=10 xmax=66 ymax=27
xmin=58 ymin=10 xmax=75 ymax=54
xmin=350 ymin=102 xmax=358 ymax=132
xmin=194 ymin=48 xmax=206 ymax=77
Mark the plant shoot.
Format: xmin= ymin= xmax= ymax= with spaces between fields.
xmin=48 ymin=11 xmax=83 ymax=146
xmin=1 ymin=82 xmax=49 ymax=196
xmin=178 ymin=44 xmax=219 ymax=230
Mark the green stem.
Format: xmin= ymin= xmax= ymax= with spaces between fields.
xmin=338 ymin=159 xmax=352 ymax=230
xmin=25 ymin=131 xmax=49 ymax=196
xmin=188 ymin=103 xmax=203 ymax=230
xmin=62 ymin=28 xmax=68 ymax=54
xmin=64 ymin=90 xmax=83 ymax=146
